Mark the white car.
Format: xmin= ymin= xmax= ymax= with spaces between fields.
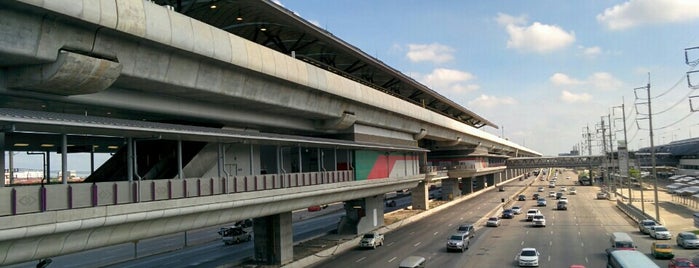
xmin=649 ymin=225 xmax=672 ymax=240
xmin=548 ymin=191 xmax=556 ymax=198
xmin=526 ymin=209 xmax=540 ymax=221
xmin=558 ymin=196 xmax=568 ymax=204
xmin=560 ymin=186 xmax=567 ymax=192
xmin=486 ymin=217 xmax=501 ymax=227
xmin=537 ymin=187 xmax=544 ymax=192
xmin=532 ymin=215 xmax=546 ymax=227
xmin=511 ymin=206 xmax=523 ymax=214
xmin=568 ymin=187 xmax=577 ymax=195
xmin=517 ymin=247 xmax=540 ymax=267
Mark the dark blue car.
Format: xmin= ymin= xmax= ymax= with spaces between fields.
xmin=502 ymin=209 xmax=515 ymax=219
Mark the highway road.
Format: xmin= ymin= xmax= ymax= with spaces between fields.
xmin=311 ymin=169 xmax=682 ymax=268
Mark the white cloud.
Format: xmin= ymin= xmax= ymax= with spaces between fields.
xmin=419 ymin=68 xmax=478 ymax=94
xmin=550 ymin=73 xmax=583 ymax=86
xmin=597 ymin=0 xmax=699 ymax=30
xmin=496 ymin=13 xmax=575 ymax=53
xmin=582 ymin=46 xmax=602 ymax=57
xmin=560 ymin=90 xmax=592 ymax=103
xmin=468 ymin=94 xmax=517 ymax=108
xmin=406 ymin=43 xmax=455 ymax=64
xmin=589 ymin=72 xmax=623 ymax=91
xmin=550 ymin=72 xmax=623 ymax=91
xmin=495 ymin=13 xmax=528 ymax=26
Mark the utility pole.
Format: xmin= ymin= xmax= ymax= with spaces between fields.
xmin=608 ymin=114 xmax=614 ymax=196
xmin=599 ymin=116 xmax=608 ymax=191
xmin=614 ymin=100 xmax=631 ymax=204
xmin=635 ymin=74 xmax=660 ymax=221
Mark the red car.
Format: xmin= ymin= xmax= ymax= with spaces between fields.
xmin=669 ymin=258 xmax=696 ymax=268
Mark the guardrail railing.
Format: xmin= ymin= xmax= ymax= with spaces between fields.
xmin=0 ymin=170 xmax=354 ymax=217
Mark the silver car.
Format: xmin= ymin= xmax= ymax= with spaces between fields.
xmin=677 ymin=232 xmax=699 ymax=248
xmin=446 ymin=233 xmax=469 ymax=252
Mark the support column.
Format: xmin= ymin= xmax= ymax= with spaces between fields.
xmin=253 ymin=212 xmax=293 ymax=265
xmin=412 ymin=181 xmax=429 ymax=210
xmin=475 ymin=176 xmax=486 ymax=190
xmin=337 ymin=196 xmax=385 ymax=235
xmin=441 ymin=178 xmax=460 ymax=200
xmin=461 ymin=177 xmax=473 ymax=194
xmin=486 ymin=174 xmax=495 ymax=188
xmin=0 ymin=134 xmax=4 ymax=187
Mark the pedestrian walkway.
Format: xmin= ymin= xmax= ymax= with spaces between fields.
xmin=616 ymin=186 xmax=698 ymax=232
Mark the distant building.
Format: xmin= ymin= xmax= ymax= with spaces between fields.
xmin=636 ymin=137 xmax=699 ymax=176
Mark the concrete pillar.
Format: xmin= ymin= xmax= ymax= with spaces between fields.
xmin=337 ymin=195 xmax=385 ymax=235
xmin=412 ymin=181 xmax=429 ymax=210
xmin=0 ymin=133 xmax=4 ymax=187
xmin=253 ymin=212 xmax=293 ymax=265
xmin=442 ymin=178 xmax=460 ymax=200
xmin=475 ymin=176 xmax=486 ymax=190
xmin=486 ymin=174 xmax=495 ymax=188
xmin=461 ymin=177 xmax=473 ymax=194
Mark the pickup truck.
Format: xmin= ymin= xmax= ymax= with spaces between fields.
xmin=359 ymin=232 xmax=384 ymax=249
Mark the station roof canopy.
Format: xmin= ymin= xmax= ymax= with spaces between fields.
xmin=152 ymin=0 xmax=497 ymax=129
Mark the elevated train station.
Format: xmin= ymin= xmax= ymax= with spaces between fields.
xmin=0 ymin=0 xmax=542 ymax=265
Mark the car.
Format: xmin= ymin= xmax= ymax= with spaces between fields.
xmin=650 ymin=242 xmax=674 ymax=259
xmin=532 ymin=193 xmax=540 ymax=200
xmin=559 ymin=196 xmax=568 ymax=203
xmin=639 ymin=219 xmax=658 ymax=234
xmin=218 ymin=226 xmax=252 ymax=245
xmin=526 ymin=209 xmax=540 ymax=221
xmin=518 ymin=194 xmax=527 ymax=201
xmin=537 ymin=198 xmax=547 ymax=206
xmin=456 ymin=223 xmax=475 ymax=238
xmin=560 ymin=186 xmax=567 ymax=192
xmin=502 ymin=209 xmax=515 ymax=219
xmin=512 ymin=206 xmax=523 ymax=214
xmin=669 ymin=257 xmax=696 ymax=268
xmin=569 ymin=187 xmax=577 ymax=195
xmin=398 ymin=256 xmax=427 ymax=268
xmin=517 ymin=247 xmax=540 ymax=267
xmin=548 ymin=191 xmax=556 ymax=198
xmin=359 ymin=232 xmax=384 ymax=249
xmin=532 ymin=214 xmax=546 ymax=227
xmin=486 ymin=217 xmax=501 ymax=227
xmin=556 ymin=192 xmax=564 ymax=199
xmin=557 ymin=200 xmax=568 ymax=210
xmin=537 ymin=186 xmax=544 ymax=192
xmin=650 ymin=225 xmax=672 ymax=240
xmin=596 ymin=192 xmax=608 ymax=199
xmin=446 ymin=233 xmax=470 ymax=252
xmin=677 ymin=232 xmax=699 ymax=248
xmin=548 ymin=182 xmax=556 ymax=188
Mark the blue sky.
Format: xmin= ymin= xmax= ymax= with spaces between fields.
xmin=277 ymin=0 xmax=699 ymax=156
xmin=6 ymin=0 xmax=699 ymax=175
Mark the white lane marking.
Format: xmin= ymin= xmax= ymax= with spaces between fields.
xmin=388 ymin=257 xmax=397 ymax=263
xmin=433 ymin=232 xmax=439 ymax=236
xmin=549 ymin=241 xmax=552 ymax=246
xmin=548 ymin=255 xmax=551 ymax=262
xmin=585 ymin=257 xmax=589 ymax=263
xmin=581 ymin=242 xmax=584 ymax=247
xmin=388 ymin=242 xmax=395 ymax=247
xmin=521 ymin=241 xmax=525 ymax=246
xmin=460 ymin=217 xmax=464 ymax=220
xmin=448 ymin=223 xmax=453 ymax=227
xmin=526 ymin=230 xmax=529 ymax=234
xmin=356 ymin=257 xmax=366 ymax=263
xmin=550 ymin=231 xmax=554 ymax=235
xmin=410 ymin=231 xmax=415 ymax=235
xmin=414 ymin=242 xmax=421 ymax=247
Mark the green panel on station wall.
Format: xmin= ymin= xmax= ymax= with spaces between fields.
xmin=354 ymin=150 xmax=382 ymax=180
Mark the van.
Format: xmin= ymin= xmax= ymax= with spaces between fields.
xmin=399 ymin=255 xmax=426 ymax=268
xmin=610 ymin=232 xmax=636 ymax=249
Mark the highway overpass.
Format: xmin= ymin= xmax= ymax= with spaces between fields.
xmin=0 ymin=0 xmax=541 ymax=265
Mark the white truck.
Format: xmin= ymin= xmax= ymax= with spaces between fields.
xmin=359 ymin=231 xmax=384 ymax=249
